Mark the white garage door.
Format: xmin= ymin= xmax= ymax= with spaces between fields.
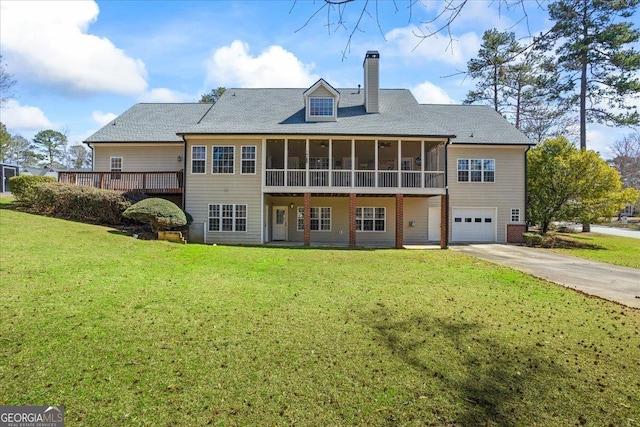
xmin=452 ymin=208 xmax=496 ymax=242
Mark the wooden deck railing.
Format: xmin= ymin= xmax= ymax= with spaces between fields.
xmin=58 ymin=171 xmax=183 ymax=194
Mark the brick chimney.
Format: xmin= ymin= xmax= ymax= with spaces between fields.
xmin=363 ymin=50 xmax=380 ymax=113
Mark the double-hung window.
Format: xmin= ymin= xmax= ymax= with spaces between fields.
xmin=110 ymin=156 xmax=122 ymax=180
xmin=208 ymin=204 xmax=247 ymax=232
xmin=212 ymin=146 xmax=234 ymax=174
xmin=297 ymin=207 xmax=331 ymax=231
xmin=355 ymin=207 xmax=386 ymax=231
xmin=241 ymin=146 xmax=256 ymax=174
xmin=309 ymin=97 xmax=334 ymax=117
xmin=191 ymin=146 xmax=206 ymax=174
xmin=457 ymin=159 xmax=495 ymax=182
xmin=510 ymin=208 xmax=521 ymax=223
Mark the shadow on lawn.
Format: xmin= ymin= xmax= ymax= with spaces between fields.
xmin=543 ymin=234 xmax=606 ymax=250
xmin=361 ymin=308 xmax=567 ymax=426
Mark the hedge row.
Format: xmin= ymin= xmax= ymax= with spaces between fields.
xmin=9 ymin=176 xmax=147 ymax=225
xmin=9 ymin=175 xmax=57 ymax=203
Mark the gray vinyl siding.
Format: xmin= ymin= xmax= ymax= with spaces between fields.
xmin=447 ymin=145 xmax=527 ymax=243
xmin=184 ymin=138 xmax=262 ymax=244
xmin=309 ymin=86 xmax=334 ymax=97
xmin=93 ymin=145 xmax=183 ymax=172
xmin=265 ymin=195 xmax=402 ymax=246
xmin=403 ymin=197 xmax=431 ymax=244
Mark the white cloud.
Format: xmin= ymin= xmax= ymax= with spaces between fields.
xmin=206 ymin=41 xmax=319 ymax=88
xmin=0 ymin=1 xmax=147 ymax=95
xmin=1 ymin=99 xmax=53 ymax=129
xmin=412 ymin=81 xmax=456 ymax=104
xmin=91 ymin=111 xmax=117 ymax=127
xmin=385 ymin=25 xmax=481 ymax=66
xmin=138 ymin=88 xmax=193 ymax=103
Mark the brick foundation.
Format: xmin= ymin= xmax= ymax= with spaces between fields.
xmin=349 ymin=193 xmax=357 ymax=247
xmin=304 ymin=193 xmax=311 ymax=247
xmin=440 ymin=194 xmax=448 ymax=249
xmin=507 ymin=224 xmax=526 ymax=243
xmin=395 ymin=194 xmax=404 ymax=248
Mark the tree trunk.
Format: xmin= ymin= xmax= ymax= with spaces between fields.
xmin=579 ymin=0 xmax=588 ymax=151
xmin=582 ymin=223 xmax=591 ymax=232
xmin=541 ymin=220 xmax=549 ymax=235
xmin=493 ymin=64 xmax=499 ymax=112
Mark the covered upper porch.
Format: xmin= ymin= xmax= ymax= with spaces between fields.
xmin=264 ymin=138 xmax=447 ymax=194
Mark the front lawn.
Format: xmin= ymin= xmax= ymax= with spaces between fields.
xmin=1 ymin=205 xmax=639 ymax=426
xmin=549 ymin=232 xmax=640 ymax=268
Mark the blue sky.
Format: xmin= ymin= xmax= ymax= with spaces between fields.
xmin=1 ymin=0 xmax=637 ymax=157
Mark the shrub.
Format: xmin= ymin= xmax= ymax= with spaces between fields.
xmin=9 ymin=175 xmax=57 ymax=204
xmin=121 ymin=190 xmax=148 ymax=205
xmin=122 ymin=198 xmax=187 ymax=232
xmin=522 ymin=232 xmax=543 ymax=247
xmin=30 ymin=182 xmax=130 ymax=225
xmin=184 ymin=211 xmax=193 ymax=226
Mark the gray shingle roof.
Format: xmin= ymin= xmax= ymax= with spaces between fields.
xmin=182 ymin=88 xmax=455 ymax=138
xmin=418 ymin=104 xmax=533 ymax=145
xmin=84 ymin=103 xmax=213 ymax=143
xmin=84 ymin=90 xmax=533 ymax=146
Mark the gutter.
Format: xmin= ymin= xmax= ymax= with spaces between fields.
xmin=176 ymin=131 xmax=457 ymax=140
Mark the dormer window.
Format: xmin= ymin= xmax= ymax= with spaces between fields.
xmin=304 ymin=78 xmax=339 ymax=122
xmin=309 ymin=97 xmax=334 ymax=117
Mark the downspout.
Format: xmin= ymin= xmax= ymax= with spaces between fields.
xmin=86 ymin=143 xmax=95 ymax=171
xmin=524 ymin=145 xmax=531 ymax=232
xmin=180 ymin=136 xmax=188 ymax=211
xmin=443 ymin=138 xmax=452 ymax=249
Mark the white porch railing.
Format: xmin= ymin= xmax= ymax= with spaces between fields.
xmin=266 ymin=169 xmax=445 ymax=189
xmin=332 ymin=171 xmax=351 ymax=187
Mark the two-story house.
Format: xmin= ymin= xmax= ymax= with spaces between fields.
xmin=67 ymin=51 xmax=533 ymax=248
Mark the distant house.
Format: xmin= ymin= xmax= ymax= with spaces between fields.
xmin=1 ymin=163 xmax=19 ymax=193
xmin=69 ymin=50 xmax=534 ymax=247
xmin=620 ymin=204 xmax=637 ymax=218
xmin=21 ymin=166 xmax=58 ymax=179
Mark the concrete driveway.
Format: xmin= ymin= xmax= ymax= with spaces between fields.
xmin=590 ymin=225 xmax=640 ymax=239
xmin=451 ymin=244 xmax=640 ymax=309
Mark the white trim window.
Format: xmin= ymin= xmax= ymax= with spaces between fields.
xmin=241 ymin=146 xmax=257 ymax=174
xmin=356 ymin=207 xmax=386 ymax=232
xmin=110 ymin=156 xmax=122 ymax=179
xmin=191 ymin=146 xmax=206 ymax=174
xmin=510 ymin=208 xmax=521 ymax=223
xmin=297 ymin=207 xmax=331 ymax=231
xmin=457 ymin=159 xmax=495 ymax=182
xmin=309 ymin=97 xmax=334 ymax=117
xmin=208 ymin=204 xmax=247 ymax=232
xmin=212 ymin=146 xmax=235 ymax=174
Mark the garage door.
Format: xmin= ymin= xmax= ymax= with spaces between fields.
xmin=451 ymin=208 xmax=496 ymax=242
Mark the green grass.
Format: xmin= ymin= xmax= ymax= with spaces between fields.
xmin=1 ymin=203 xmax=639 ymax=426
xmin=550 ymin=232 xmax=640 ymax=268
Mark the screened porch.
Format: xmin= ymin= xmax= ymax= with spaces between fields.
xmin=264 ymin=138 xmax=446 ymax=192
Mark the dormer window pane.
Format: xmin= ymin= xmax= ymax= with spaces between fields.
xmin=309 ymin=98 xmax=334 ymax=116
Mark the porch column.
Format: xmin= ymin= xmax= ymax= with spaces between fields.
xmin=304 ymin=192 xmax=311 ymax=247
xmin=440 ymin=194 xmax=448 ymax=249
xmin=395 ymin=194 xmax=404 ymax=249
xmin=349 ymin=193 xmax=357 ymax=247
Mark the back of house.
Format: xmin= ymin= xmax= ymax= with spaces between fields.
xmin=80 ymin=50 xmax=533 ymax=247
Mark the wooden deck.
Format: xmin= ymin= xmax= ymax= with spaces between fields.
xmin=58 ymin=171 xmax=183 ymax=194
